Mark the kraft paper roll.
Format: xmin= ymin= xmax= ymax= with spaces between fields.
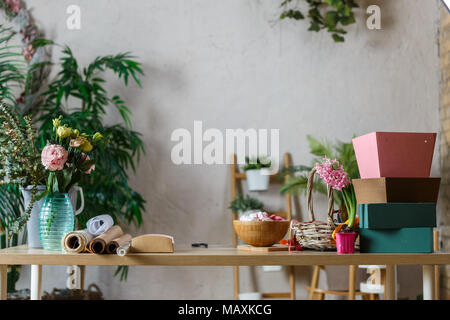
xmin=62 ymin=229 xmax=94 ymax=253
xmin=106 ymin=234 xmax=132 ymax=254
xmin=88 ymin=225 xmax=123 ymax=254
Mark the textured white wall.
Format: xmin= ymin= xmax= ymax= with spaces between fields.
xmin=11 ymin=0 xmax=441 ymax=299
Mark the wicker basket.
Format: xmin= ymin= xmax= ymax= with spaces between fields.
xmin=290 ymin=168 xmax=336 ymax=251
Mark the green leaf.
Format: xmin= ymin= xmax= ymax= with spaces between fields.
xmin=324 ymin=11 xmax=339 ymax=28
xmin=332 ymin=33 xmax=345 ymax=42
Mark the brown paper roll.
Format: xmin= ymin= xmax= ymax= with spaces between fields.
xmin=88 ymin=225 xmax=123 ymax=254
xmin=62 ymin=229 xmax=94 ymax=253
xmin=106 ymin=234 xmax=132 ymax=254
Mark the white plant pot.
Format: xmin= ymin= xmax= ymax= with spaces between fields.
xmin=246 ymin=169 xmax=270 ymax=191
xmin=21 ymin=185 xmax=84 ymax=248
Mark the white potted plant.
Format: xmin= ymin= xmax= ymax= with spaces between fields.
xmin=244 ymin=156 xmax=271 ymax=191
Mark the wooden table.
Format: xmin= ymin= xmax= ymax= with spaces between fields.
xmin=0 ymin=245 xmax=449 ymax=300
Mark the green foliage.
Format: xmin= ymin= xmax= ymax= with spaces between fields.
xmin=0 ymin=104 xmax=45 ymax=233
xmin=280 ymin=0 xmax=359 ymax=42
xmin=0 ymin=26 xmax=26 ymax=105
xmin=279 ymin=135 xmax=359 ymax=206
xmin=243 ymin=156 xmax=271 ymax=171
xmin=229 ymin=194 xmax=264 ymax=213
xmin=36 ymin=46 xmax=145 ymax=280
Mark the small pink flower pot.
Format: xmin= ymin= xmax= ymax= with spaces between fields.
xmin=352 ymin=132 xmax=436 ymax=178
xmin=335 ymin=232 xmax=356 ymax=254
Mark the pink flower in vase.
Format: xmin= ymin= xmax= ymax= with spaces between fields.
xmin=81 ymin=153 xmax=95 ymax=174
xmin=41 ymin=145 xmax=68 ymax=171
xmin=315 ymin=157 xmax=350 ymax=191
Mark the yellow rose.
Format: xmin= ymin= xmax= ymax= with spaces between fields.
xmin=71 ymin=129 xmax=80 ymax=138
xmin=56 ymin=126 xmax=72 ymax=138
xmin=80 ymin=140 xmax=93 ymax=152
xmin=52 ymin=117 xmax=61 ymax=128
xmin=93 ymin=132 xmax=103 ymax=142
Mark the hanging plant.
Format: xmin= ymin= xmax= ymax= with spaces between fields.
xmin=0 ymin=0 xmax=52 ymax=113
xmin=280 ymin=0 xmax=359 ymax=42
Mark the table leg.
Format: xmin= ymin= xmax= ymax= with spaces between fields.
xmin=384 ymin=265 xmax=396 ymax=300
xmin=423 ymin=265 xmax=435 ymax=300
xmin=30 ymin=265 xmax=42 ymax=300
xmin=348 ymin=265 xmax=356 ymax=300
xmin=289 ymin=266 xmax=296 ymax=300
xmin=80 ymin=265 xmax=86 ymax=293
xmin=0 ymin=265 xmax=7 ymax=300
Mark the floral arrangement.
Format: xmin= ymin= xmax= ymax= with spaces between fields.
xmin=0 ymin=103 xmax=45 ymax=233
xmin=315 ymin=157 xmax=358 ymax=233
xmin=43 ymin=116 xmax=103 ymax=194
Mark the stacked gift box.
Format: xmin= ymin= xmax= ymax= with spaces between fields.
xmin=352 ymin=132 xmax=440 ymax=253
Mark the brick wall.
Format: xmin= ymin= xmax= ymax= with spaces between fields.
xmin=440 ymin=4 xmax=450 ymax=299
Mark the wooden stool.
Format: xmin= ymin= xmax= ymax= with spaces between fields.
xmin=305 ymin=265 xmax=380 ymax=300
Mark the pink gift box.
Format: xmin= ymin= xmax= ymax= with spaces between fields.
xmin=352 ymin=132 xmax=436 ymax=179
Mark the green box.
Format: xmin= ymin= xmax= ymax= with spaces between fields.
xmin=359 ymin=203 xmax=436 ymax=229
xmin=359 ymin=228 xmax=433 ymax=253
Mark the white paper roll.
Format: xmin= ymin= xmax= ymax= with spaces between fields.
xmin=86 ymin=214 xmax=114 ymax=236
xmin=117 ymin=241 xmax=131 ymax=256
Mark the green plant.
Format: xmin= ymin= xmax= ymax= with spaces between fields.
xmin=280 ymin=0 xmax=359 ymax=42
xmin=0 ymin=26 xmax=25 ymax=104
xmin=280 ymin=135 xmax=359 ymax=208
xmin=229 ymin=194 xmax=264 ymax=213
xmin=0 ymin=104 xmax=45 ymax=233
xmin=243 ymin=156 xmax=271 ymax=171
xmin=36 ymin=46 xmax=145 ymax=280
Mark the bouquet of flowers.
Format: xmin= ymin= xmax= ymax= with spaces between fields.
xmin=314 ymin=157 xmax=358 ymax=235
xmin=42 ymin=116 xmax=103 ymax=193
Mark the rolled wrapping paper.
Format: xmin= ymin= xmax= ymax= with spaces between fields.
xmin=116 ymin=241 xmax=131 ymax=256
xmin=88 ymin=225 xmax=123 ymax=254
xmin=106 ymin=234 xmax=132 ymax=254
xmin=86 ymin=214 xmax=114 ymax=236
xmin=62 ymin=229 xmax=94 ymax=253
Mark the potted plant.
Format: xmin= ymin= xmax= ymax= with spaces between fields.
xmin=314 ymin=157 xmax=358 ymax=254
xmin=279 ymin=135 xmax=360 ymax=222
xmin=229 ymin=194 xmax=264 ymax=219
xmin=244 ymin=156 xmax=271 ymax=191
xmin=0 ymin=104 xmax=47 ymax=243
xmin=38 ymin=116 xmax=103 ymax=251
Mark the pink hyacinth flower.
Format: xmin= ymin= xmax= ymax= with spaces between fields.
xmin=315 ymin=157 xmax=351 ymax=191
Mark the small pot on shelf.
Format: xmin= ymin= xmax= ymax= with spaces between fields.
xmin=335 ymin=231 xmax=357 ymax=254
xmin=245 ymin=168 xmax=270 ymax=191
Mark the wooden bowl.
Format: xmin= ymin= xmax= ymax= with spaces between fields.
xmin=233 ymin=220 xmax=290 ymax=247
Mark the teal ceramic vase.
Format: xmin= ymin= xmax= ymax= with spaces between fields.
xmin=39 ymin=193 xmax=74 ymax=251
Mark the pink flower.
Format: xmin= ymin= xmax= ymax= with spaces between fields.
xmin=81 ymin=153 xmax=95 ymax=174
xmin=41 ymin=145 xmax=68 ymax=171
xmin=22 ymin=44 xmax=35 ymax=61
xmin=5 ymin=0 xmax=20 ymax=14
xmin=315 ymin=157 xmax=350 ymax=191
